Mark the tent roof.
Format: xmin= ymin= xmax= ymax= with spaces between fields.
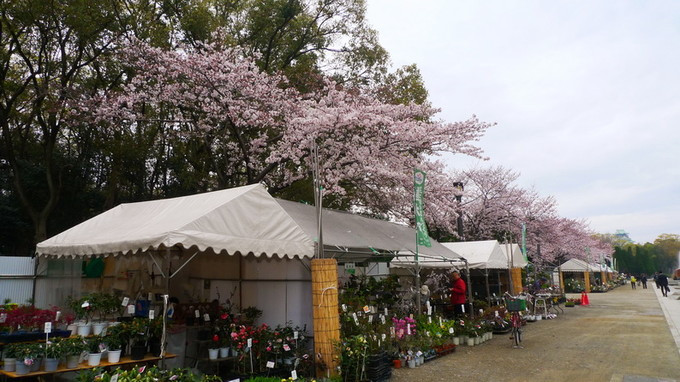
xmin=441 ymin=240 xmax=508 ymax=269
xmin=37 ymin=184 xmax=458 ymax=262
xmin=275 ymin=199 xmax=461 ymax=263
xmin=499 ymin=243 xmax=528 ymax=268
xmin=557 ymin=258 xmax=599 ymax=272
xmin=36 ymin=184 xmax=315 ymax=259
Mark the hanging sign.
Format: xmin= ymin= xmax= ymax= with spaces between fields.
xmin=344 ymin=263 xmax=356 ymax=275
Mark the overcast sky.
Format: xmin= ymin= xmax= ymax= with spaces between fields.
xmin=366 ymin=0 xmax=680 ymax=244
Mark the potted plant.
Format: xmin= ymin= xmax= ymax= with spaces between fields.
xmin=126 ymin=319 xmax=149 ymax=360
xmin=13 ymin=343 xmax=40 ymax=375
xmin=148 ymin=317 xmax=165 ymax=357
xmin=2 ymin=343 xmax=18 ymax=372
xmin=67 ymin=296 xmax=94 ymax=336
xmin=44 ymin=340 xmax=63 ymax=372
xmin=59 ymin=337 xmax=87 ymax=368
xmin=103 ymin=331 xmax=124 ymax=363
xmin=85 ymin=335 xmax=104 ymax=366
xmin=208 ymin=333 xmax=220 ymax=360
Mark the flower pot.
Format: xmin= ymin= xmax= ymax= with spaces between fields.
xmin=407 ymin=359 xmax=416 ymax=368
xmin=467 ymin=338 xmax=475 ymax=346
xmin=3 ymin=358 xmax=16 ymax=372
xmin=219 ymin=347 xmax=230 ymax=358
xmin=66 ymin=355 xmax=81 ymax=369
xmin=44 ymin=358 xmax=59 ymax=372
xmin=475 ymin=336 xmax=481 ymax=345
xmin=130 ymin=345 xmax=147 ymax=360
xmin=77 ymin=323 xmax=92 ymax=337
xmin=453 ymin=337 xmax=460 ymax=345
xmin=392 ymin=359 xmax=401 ymax=369
xmin=149 ymin=338 xmax=162 ymax=357
xmin=107 ymin=349 xmax=122 ymax=363
xmin=208 ymin=348 xmax=219 ymax=360
xmin=230 ymin=348 xmax=239 ymax=357
xmin=536 ymin=315 xmax=542 ymax=321
xmin=14 ymin=361 xmax=29 ymax=375
xmin=66 ymin=324 xmax=78 ymax=336
xmin=87 ymin=352 xmax=102 ymax=367
xmin=92 ymin=322 xmax=107 ymax=335
xmin=418 ymin=355 xmax=425 ymax=365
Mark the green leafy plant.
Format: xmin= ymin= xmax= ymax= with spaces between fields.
xmin=58 ymin=336 xmax=87 ymax=356
xmin=85 ymin=335 xmax=104 ymax=354
xmin=44 ymin=341 xmax=63 ymax=359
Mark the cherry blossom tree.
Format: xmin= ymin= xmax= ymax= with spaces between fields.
xmin=75 ymin=38 xmax=492 ymax=229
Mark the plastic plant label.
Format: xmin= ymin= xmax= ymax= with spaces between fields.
xmin=449 ymin=328 xmax=454 ymax=334
xmin=44 ymin=322 xmax=52 ymax=333
xmin=266 ymin=361 xmax=275 ymax=368
xmin=352 ymin=313 xmax=359 ymax=325
xmin=426 ymin=301 xmax=431 ymax=310
xmin=111 ymin=374 xmax=119 ymax=382
xmin=427 ymin=306 xmax=432 ymax=316
xmin=495 ymin=311 xmax=499 ymax=317
xmin=0 ymin=313 xmax=6 ymax=323
xmin=148 ymin=292 xmax=153 ymax=301
xmin=227 ymin=379 xmax=240 ymax=382
xmin=291 ymin=370 xmax=298 ymax=380
xmin=409 ymin=313 xmax=413 ymax=319
xmin=416 ymin=351 xmax=423 ymax=357
xmin=380 ymin=315 xmax=386 ymax=325
xmin=406 ymin=325 xmax=411 ymax=335
xmin=81 ymin=301 xmax=90 ymax=308
xmin=127 ymin=305 xmax=135 ymax=314
xmin=204 ymin=313 xmax=210 ymax=322
xmin=283 ymin=344 xmax=291 ymax=351
xmin=341 ymin=304 xmax=347 ymax=312
xmin=428 ymin=316 xmax=432 ymax=324
xmin=384 ymin=308 xmax=388 ymax=316
xmin=55 ymin=311 xmax=61 ymax=321
xmin=382 ymin=333 xmax=386 ymax=341
xmin=247 ymin=338 xmax=253 ymax=348
xmin=293 ymin=331 xmax=298 ymax=339
xmin=149 ymin=310 xmax=155 ymax=319
xmin=368 ymin=315 xmax=373 ymax=323
xmin=461 ymin=305 xmax=466 ymax=313
xmin=363 ymin=305 xmax=370 ymax=313
xmin=195 ymin=310 xmax=200 ymax=318
xmin=122 ymin=297 xmax=129 ymax=306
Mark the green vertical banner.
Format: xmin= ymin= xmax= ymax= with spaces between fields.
xmin=414 ymin=169 xmax=431 ymax=247
xmin=521 ymin=223 xmax=528 ymax=261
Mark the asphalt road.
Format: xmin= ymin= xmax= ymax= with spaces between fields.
xmin=390 ymin=286 xmax=680 ymax=382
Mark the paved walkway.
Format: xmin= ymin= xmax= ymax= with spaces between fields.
xmin=390 ymin=285 xmax=680 ymax=382
xmin=652 ymin=279 xmax=680 ymax=356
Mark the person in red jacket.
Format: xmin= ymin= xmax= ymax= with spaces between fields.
xmin=450 ymin=270 xmax=467 ymax=317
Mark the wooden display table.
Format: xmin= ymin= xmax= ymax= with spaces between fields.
xmin=0 ymin=353 xmax=176 ymax=379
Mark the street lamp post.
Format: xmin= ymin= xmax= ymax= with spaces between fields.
xmin=453 ymin=182 xmax=464 ymax=240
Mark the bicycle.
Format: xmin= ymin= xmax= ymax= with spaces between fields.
xmin=504 ymin=292 xmax=526 ymax=349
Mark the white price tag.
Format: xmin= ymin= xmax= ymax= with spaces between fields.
xmin=368 ymin=315 xmax=373 ymax=323
xmin=291 ymin=370 xmax=298 ymax=380
xmin=55 ymin=311 xmax=61 ymax=321
xmin=44 ymin=322 xmax=52 ymax=333
xmin=293 ymin=331 xmax=298 ymax=340
xmin=149 ymin=310 xmax=155 ymax=319
xmin=283 ymin=344 xmax=291 ymax=351
xmin=427 ymin=306 xmax=432 ymax=316
xmin=204 ymin=313 xmax=210 ymax=322
xmin=449 ymin=328 xmax=454 ymax=334
xmin=461 ymin=305 xmax=466 ymax=313
xmin=381 ymin=333 xmax=386 ymax=341
xmin=342 ymin=304 xmax=347 ymax=312
xmin=122 ymin=297 xmax=129 ymax=306
xmin=384 ymin=308 xmax=388 ymax=316
xmin=352 ymin=313 xmax=359 ymax=325
xmin=127 ymin=304 xmax=135 ymax=314
xmin=266 ymin=361 xmax=275 ymax=368
xmin=495 ymin=311 xmax=499 ymax=317
xmin=428 ymin=316 xmax=432 ymax=324
xmin=406 ymin=324 xmax=411 ymax=335
xmin=111 ymin=374 xmax=119 ymax=382
xmin=195 ymin=310 xmax=200 ymax=318
xmin=247 ymin=338 xmax=253 ymax=348
xmin=380 ymin=315 xmax=385 ymax=324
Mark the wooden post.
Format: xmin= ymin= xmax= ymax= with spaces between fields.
xmin=311 ymin=258 xmax=340 ymax=378
xmin=559 ymin=271 xmax=565 ymax=292
xmin=511 ymin=268 xmax=523 ymax=294
xmin=601 ymin=271 xmax=607 ymax=284
xmin=584 ymin=272 xmax=591 ymax=293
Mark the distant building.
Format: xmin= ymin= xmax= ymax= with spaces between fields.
xmin=614 ymin=229 xmax=633 ymax=243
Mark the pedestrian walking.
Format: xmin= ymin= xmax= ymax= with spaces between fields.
xmin=641 ymin=274 xmax=648 ymax=289
xmin=450 ymin=270 xmax=467 ymax=317
xmin=654 ymin=272 xmax=660 ymax=289
xmin=630 ymin=275 xmax=637 ymax=289
xmin=657 ymin=271 xmax=670 ymax=297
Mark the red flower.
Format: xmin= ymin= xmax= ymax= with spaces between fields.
xmin=212 ymin=334 xmax=219 ymax=342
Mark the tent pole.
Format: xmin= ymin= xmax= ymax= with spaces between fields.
xmin=465 ymin=260 xmax=473 ymax=319
xmin=484 ymin=268 xmax=491 ymax=305
xmin=161 ymin=248 xmax=171 ymax=367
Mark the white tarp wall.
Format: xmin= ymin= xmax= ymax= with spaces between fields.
xmin=0 ymin=256 xmax=81 ymax=308
xmin=0 ymin=256 xmax=34 ymax=304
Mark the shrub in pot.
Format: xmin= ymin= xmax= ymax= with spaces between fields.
xmin=2 ymin=343 xmax=19 ymax=372
xmin=58 ymin=337 xmax=87 ymax=368
xmin=85 ymin=335 xmax=104 ymax=366
xmin=44 ymin=340 xmax=63 ymax=372
xmin=125 ymin=319 xmax=149 ymax=360
xmin=103 ymin=331 xmax=124 ymax=363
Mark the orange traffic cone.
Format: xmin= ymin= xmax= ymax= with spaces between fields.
xmin=581 ymin=291 xmax=590 ymax=306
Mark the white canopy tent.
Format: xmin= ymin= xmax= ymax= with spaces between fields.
xmin=558 ymin=258 xmax=599 ymax=273
xmin=441 ymin=240 xmax=507 ymax=269
xmin=499 ymin=243 xmax=528 ymax=268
